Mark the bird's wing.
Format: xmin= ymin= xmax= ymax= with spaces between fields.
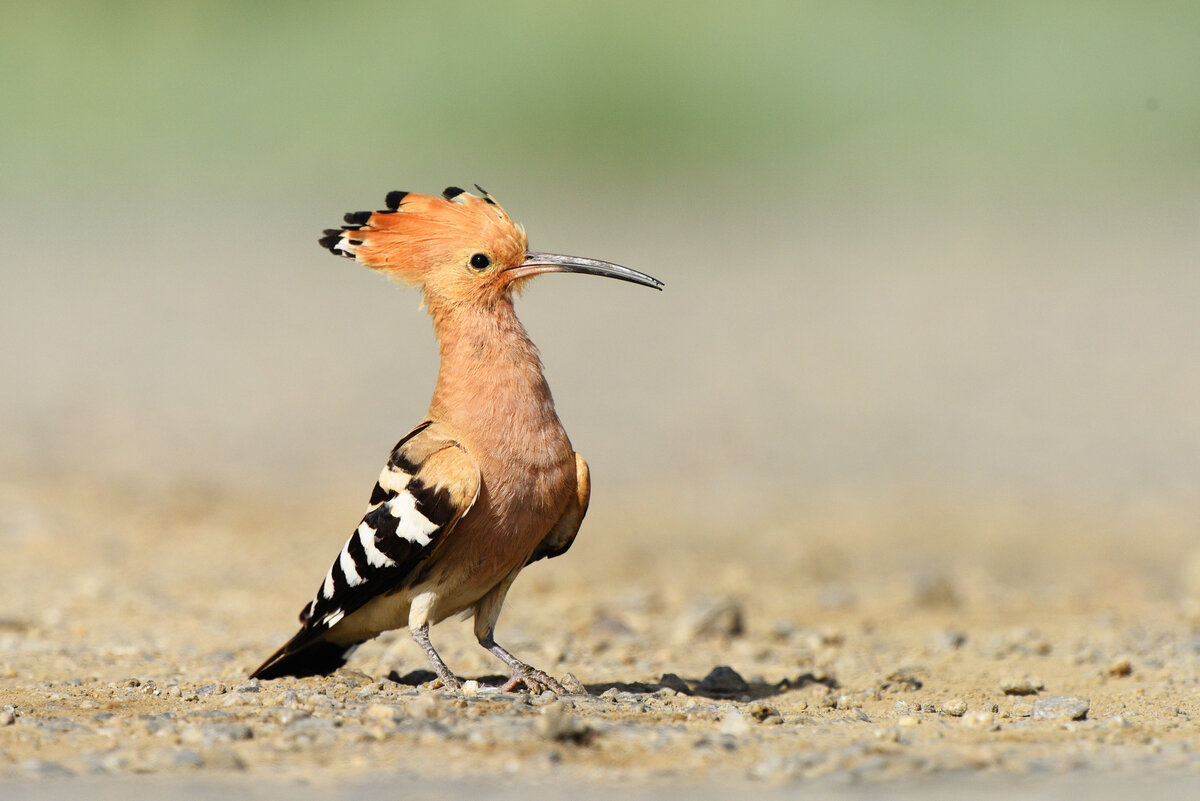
xmin=526 ymin=452 xmax=590 ymax=564
xmin=298 ymin=421 xmax=480 ymax=635
xmin=250 ymin=421 xmax=480 ymax=678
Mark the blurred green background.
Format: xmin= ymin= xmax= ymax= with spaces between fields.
xmin=5 ymin=1 xmax=1198 ymax=192
xmin=3 ymin=2 xmax=1198 ymax=552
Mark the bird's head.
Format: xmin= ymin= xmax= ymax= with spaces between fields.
xmin=319 ymin=186 xmax=662 ymax=308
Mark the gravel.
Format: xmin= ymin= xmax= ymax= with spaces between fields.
xmin=3 ymin=477 xmax=1199 ymax=793
xmin=1031 ymin=696 xmax=1091 ymax=722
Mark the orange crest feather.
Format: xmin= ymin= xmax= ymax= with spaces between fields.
xmin=319 ymin=187 xmax=528 ymax=288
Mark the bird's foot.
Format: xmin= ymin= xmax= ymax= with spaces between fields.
xmin=480 ymin=633 xmax=566 ymax=694
xmin=430 ymin=670 xmax=462 ymax=692
xmin=501 ymin=663 xmax=566 ymax=695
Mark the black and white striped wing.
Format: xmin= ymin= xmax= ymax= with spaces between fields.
xmin=299 ymin=422 xmax=480 ymax=631
xmin=249 ymin=422 xmax=479 ymax=679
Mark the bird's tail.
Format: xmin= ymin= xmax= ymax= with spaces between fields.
xmin=249 ymin=630 xmax=363 ymax=680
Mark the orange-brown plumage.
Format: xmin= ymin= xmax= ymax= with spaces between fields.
xmin=252 ymin=187 xmax=660 ymax=691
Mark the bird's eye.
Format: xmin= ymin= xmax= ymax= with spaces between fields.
xmin=469 ymin=253 xmax=491 ymax=271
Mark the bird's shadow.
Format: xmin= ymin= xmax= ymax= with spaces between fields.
xmin=583 ymin=671 xmax=836 ymax=702
xmin=386 ymin=668 xmax=836 ymax=702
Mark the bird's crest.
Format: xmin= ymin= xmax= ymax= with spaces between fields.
xmin=319 ymin=186 xmax=528 ymax=288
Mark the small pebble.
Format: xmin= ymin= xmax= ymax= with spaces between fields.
xmin=1000 ymin=677 xmax=1044 ymax=696
xmin=1031 ymin=696 xmax=1090 ymax=722
xmin=460 ymin=680 xmax=480 ymax=698
xmin=0 ymin=710 xmax=14 ymax=726
xmin=559 ymin=673 xmax=587 ymax=695
xmin=222 ymin=692 xmax=260 ymax=707
xmin=1108 ymin=657 xmax=1133 ymax=678
xmin=745 ymin=700 xmax=782 ymax=724
xmin=943 ymin=699 xmax=968 ymax=717
xmin=697 ymin=666 xmax=749 ymax=695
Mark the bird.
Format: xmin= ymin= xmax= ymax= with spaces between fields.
xmin=250 ymin=185 xmax=662 ymax=693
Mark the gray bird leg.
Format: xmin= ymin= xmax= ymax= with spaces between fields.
xmin=411 ymin=623 xmax=461 ymax=691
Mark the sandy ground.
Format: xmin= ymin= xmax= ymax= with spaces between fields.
xmin=2 ymin=472 xmax=1199 ymax=797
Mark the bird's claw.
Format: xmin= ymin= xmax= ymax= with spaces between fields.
xmin=430 ymin=670 xmax=462 ymax=692
xmin=501 ymin=665 xmax=566 ymax=695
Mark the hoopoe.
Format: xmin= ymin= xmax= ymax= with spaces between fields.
xmin=250 ymin=186 xmax=662 ymax=693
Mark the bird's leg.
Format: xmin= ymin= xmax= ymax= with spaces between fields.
xmin=410 ymin=623 xmax=461 ymax=691
xmin=478 ymin=632 xmax=566 ymax=695
xmin=473 ymin=572 xmax=566 ymax=694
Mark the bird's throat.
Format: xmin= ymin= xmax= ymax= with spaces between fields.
xmin=426 ymin=298 xmax=567 ymax=464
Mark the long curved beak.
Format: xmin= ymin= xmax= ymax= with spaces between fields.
xmin=505 ymin=252 xmax=664 ymax=290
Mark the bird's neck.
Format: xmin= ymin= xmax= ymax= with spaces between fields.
xmin=426 ymin=297 xmax=567 ymax=459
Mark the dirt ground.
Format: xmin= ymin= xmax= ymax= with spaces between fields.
xmin=2 ymin=472 xmax=1198 ymax=798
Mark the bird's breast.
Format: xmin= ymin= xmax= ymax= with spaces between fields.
xmin=424 ymin=305 xmax=577 ymax=593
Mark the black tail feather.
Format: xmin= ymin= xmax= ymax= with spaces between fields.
xmin=250 ymin=636 xmax=361 ymax=680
